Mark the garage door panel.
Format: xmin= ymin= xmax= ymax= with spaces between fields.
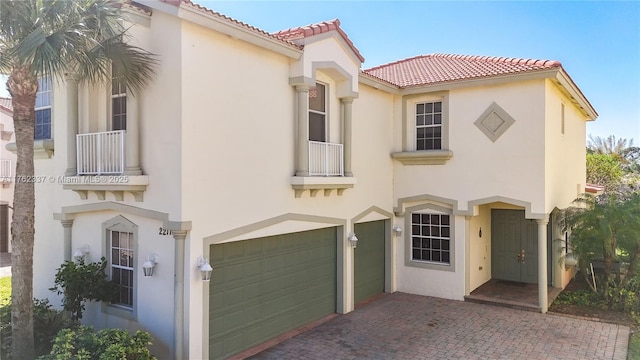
xmin=209 ymin=227 xmax=337 ymax=359
xmin=354 ymin=221 xmax=386 ymax=305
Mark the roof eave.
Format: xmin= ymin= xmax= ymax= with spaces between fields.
xmin=555 ymin=68 xmax=598 ymax=121
xmin=143 ymin=1 xmax=303 ymax=60
xmin=397 ymin=69 xmax=559 ymax=95
xmin=358 ymin=73 xmax=401 ymax=94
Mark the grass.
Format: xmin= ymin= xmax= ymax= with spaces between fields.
xmin=629 ymin=332 xmax=640 ymax=360
xmin=0 ymin=276 xmax=10 ymax=306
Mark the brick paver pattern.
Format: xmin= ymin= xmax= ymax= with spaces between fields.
xmin=250 ymin=293 xmax=629 ymax=360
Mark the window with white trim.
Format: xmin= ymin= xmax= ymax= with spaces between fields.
xmin=416 ymin=101 xmax=442 ymax=150
xmin=308 ymin=82 xmax=326 ymax=142
xmin=111 ymin=64 xmax=127 ymax=131
xmin=411 ymin=212 xmax=451 ymax=264
xmin=109 ymin=229 xmax=134 ymax=308
xmin=34 ymin=77 xmax=52 ymax=140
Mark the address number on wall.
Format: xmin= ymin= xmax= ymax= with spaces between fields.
xmin=159 ymin=227 xmax=173 ymax=236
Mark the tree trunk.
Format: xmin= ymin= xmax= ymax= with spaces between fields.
xmin=7 ymin=66 xmax=38 ymax=360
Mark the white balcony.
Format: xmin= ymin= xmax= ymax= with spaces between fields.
xmin=0 ymin=160 xmax=11 ymax=182
xmin=309 ymin=141 xmax=343 ymax=176
xmin=77 ymin=130 xmax=125 ymax=175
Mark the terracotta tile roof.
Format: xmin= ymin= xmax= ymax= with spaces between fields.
xmin=273 ymin=19 xmax=365 ymax=63
xmin=363 ymin=53 xmax=562 ymax=88
xmin=585 ymin=183 xmax=605 ymax=194
xmin=160 ymin=0 xmax=301 ymax=50
xmin=0 ymin=98 xmax=12 ymax=113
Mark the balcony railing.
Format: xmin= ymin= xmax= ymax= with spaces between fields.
xmin=0 ymin=160 xmax=11 ymax=182
xmin=77 ymin=130 xmax=125 ymax=175
xmin=309 ymin=141 xmax=343 ymax=176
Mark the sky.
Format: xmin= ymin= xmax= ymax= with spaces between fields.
xmin=203 ymin=0 xmax=640 ymax=145
xmin=1 ymin=1 xmax=638 ymax=144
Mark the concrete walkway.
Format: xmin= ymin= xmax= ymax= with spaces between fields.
xmin=250 ymin=293 xmax=629 ymax=360
xmin=0 ymin=252 xmax=10 ymax=278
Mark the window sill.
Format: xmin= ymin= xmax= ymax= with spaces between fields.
xmin=6 ymin=139 xmax=54 ymax=159
xmin=406 ymin=259 xmax=455 ymax=272
xmin=290 ymin=176 xmax=357 ymax=198
xmin=391 ymin=150 xmax=453 ymax=165
xmin=101 ymin=302 xmax=136 ymax=321
xmin=62 ymin=175 xmax=149 ymax=202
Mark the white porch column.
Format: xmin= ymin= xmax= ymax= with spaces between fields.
xmin=464 ymin=216 xmax=471 ymax=296
xmin=172 ymin=230 xmax=187 ymax=360
xmin=295 ymin=85 xmax=310 ymax=177
xmin=537 ymin=217 xmax=549 ymax=313
xmin=61 ymin=219 xmax=74 ymax=261
xmin=64 ymin=76 xmax=78 ymax=176
xmin=341 ymin=97 xmax=354 ymax=177
xmin=124 ymin=94 xmax=142 ymax=175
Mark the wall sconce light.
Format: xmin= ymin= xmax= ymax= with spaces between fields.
xmin=197 ymin=257 xmax=213 ymax=282
xmin=392 ymin=225 xmax=402 ymax=237
xmin=142 ymin=254 xmax=159 ymax=278
xmin=479 ymin=227 xmax=483 ymax=238
xmin=347 ymin=233 xmax=358 ymax=248
xmin=73 ymin=245 xmax=90 ymax=262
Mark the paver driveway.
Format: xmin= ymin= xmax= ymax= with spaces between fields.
xmin=250 ymin=293 xmax=629 ymax=360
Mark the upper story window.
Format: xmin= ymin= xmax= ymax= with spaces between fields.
xmin=309 ymin=83 xmax=326 ymax=142
xmin=34 ymin=77 xmax=52 ymax=140
xmin=416 ymin=101 xmax=442 ymax=150
xmin=111 ymin=64 xmax=127 ymax=131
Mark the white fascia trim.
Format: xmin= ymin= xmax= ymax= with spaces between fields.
xmin=555 ymin=69 xmax=598 ymax=121
xmin=358 ymin=74 xmax=401 ymax=94
xmin=176 ymin=5 xmax=302 ymax=60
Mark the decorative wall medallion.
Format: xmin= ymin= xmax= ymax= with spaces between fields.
xmin=474 ymin=102 xmax=516 ymax=142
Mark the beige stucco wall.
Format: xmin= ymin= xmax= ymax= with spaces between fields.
xmin=393 ymin=80 xmax=547 ymax=300
xmin=394 ymin=80 xmax=547 ymax=212
xmin=178 ymin=18 xmax=394 ymax=356
xmin=543 ymin=78 xmax=588 ymax=288
xmin=0 ymin=107 xmax=15 ymax=252
xmin=544 ymin=78 xmax=588 ymax=211
xmin=468 ymin=205 xmax=492 ymax=290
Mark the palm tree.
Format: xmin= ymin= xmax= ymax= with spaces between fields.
xmin=588 ymin=135 xmax=640 ymax=171
xmin=0 ymin=1 xmax=156 ymax=358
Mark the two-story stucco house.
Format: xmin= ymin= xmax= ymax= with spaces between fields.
xmin=15 ymin=1 xmax=597 ymax=359
xmin=1 ymin=97 xmax=15 ymax=254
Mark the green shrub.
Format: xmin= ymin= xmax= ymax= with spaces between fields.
xmin=49 ymin=258 xmax=118 ymax=320
xmin=39 ymin=326 xmax=156 ymax=360
xmin=0 ymin=299 xmax=76 ymax=359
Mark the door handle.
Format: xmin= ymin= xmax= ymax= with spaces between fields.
xmin=516 ymin=249 xmax=525 ymax=263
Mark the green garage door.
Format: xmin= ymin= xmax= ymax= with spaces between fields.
xmin=354 ymin=220 xmax=385 ymax=305
xmin=209 ymin=227 xmax=337 ymax=360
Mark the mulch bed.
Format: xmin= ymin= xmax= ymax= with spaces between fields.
xmin=548 ymin=275 xmax=637 ymax=328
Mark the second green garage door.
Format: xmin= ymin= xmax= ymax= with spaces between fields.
xmin=354 ymin=220 xmax=386 ymax=305
xmin=209 ymin=227 xmax=337 ymax=360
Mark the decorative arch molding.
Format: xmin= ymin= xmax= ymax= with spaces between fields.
xmin=394 ymin=194 xmax=547 ymax=219
xmin=352 ymin=205 xmax=393 ymax=224
xmin=203 ymin=212 xmax=346 ymax=246
xmin=467 ymin=196 xmax=547 ymax=220
xmin=289 ymin=60 xmax=359 ymax=98
xmin=394 ymin=194 xmax=460 ymax=217
xmin=53 ymin=201 xmax=191 ymax=231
